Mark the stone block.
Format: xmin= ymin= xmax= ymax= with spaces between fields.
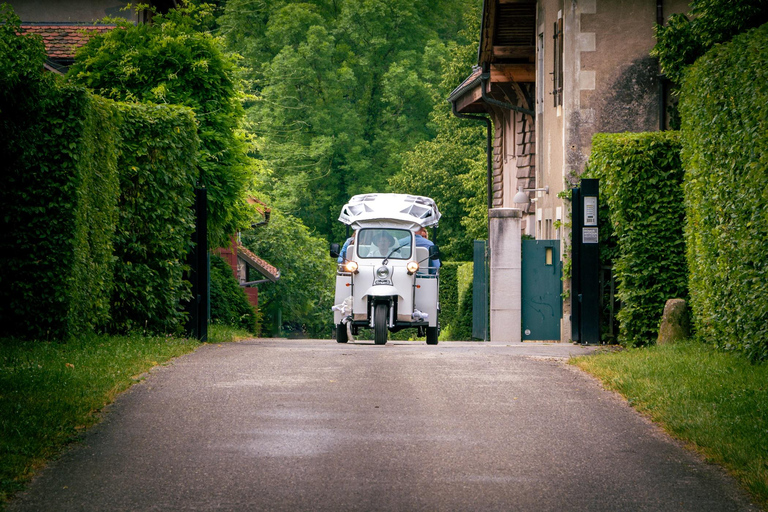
xmin=657 ymin=298 xmax=690 ymax=345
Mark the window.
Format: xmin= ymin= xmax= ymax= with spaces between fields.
xmin=553 ymin=12 xmax=563 ymax=108
xmin=356 ymin=228 xmax=412 ymax=259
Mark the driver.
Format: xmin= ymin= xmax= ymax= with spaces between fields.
xmin=368 ymin=232 xmax=395 ymax=257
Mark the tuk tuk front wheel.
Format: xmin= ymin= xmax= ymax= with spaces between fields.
xmin=426 ymin=326 xmax=438 ymax=345
xmin=336 ymin=323 xmax=348 ymax=343
xmin=374 ymin=303 xmax=388 ymax=345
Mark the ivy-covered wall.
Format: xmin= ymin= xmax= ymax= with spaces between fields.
xmin=585 ymin=132 xmax=686 ymax=347
xmin=109 ymin=103 xmax=199 ymax=334
xmin=680 ymin=23 xmax=768 ymax=361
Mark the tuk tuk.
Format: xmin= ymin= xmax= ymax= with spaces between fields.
xmin=330 ymin=194 xmax=441 ymax=345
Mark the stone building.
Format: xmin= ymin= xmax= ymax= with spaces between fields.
xmin=449 ymin=0 xmax=688 ymax=342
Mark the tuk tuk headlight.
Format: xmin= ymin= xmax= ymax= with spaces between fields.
xmin=376 ymin=266 xmax=390 ymax=279
xmin=406 ymin=261 xmax=419 ymax=274
xmin=344 ymin=261 xmax=359 ymax=273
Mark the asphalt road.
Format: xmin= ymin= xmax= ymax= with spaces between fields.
xmin=9 ymin=339 xmax=758 ymax=511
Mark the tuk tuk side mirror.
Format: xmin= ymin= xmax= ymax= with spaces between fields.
xmin=429 ymin=245 xmax=440 ymax=259
xmin=329 ymin=243 xmax=341 ymax=259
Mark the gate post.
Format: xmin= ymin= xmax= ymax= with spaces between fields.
xmin=472 ymin=240 xmax=488 ymax=341
xmin=489 ymin=208 xmax=522 ymax=343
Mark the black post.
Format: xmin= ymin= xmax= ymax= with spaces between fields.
xmin=186 ymin=187 xmax=209 ymax=341
xmin=571 ymin=186 xmax=582 ymax=342
xmin=577 ymin=179 xmax=600 ymax=344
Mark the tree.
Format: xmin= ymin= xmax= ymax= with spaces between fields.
xmin=68 ymin=4 xmax=254 ymax=247
xmin=219 ymin=0 xmax=481 ymax=242
xmin=389 ymin=3 xmax=487 ymax=261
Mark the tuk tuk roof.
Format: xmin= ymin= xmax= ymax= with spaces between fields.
xmin=338 ymin=194 xmax=441 ymax=229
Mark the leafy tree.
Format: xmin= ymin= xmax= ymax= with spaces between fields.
xmin=240 ymin=209 xmax=336 ymax=337
xmin=220 ymin=0 xmax=481 ymax=242
xmin=652 ymin=0 xmax=768 ymax=85
xmin=68 ymin=4 xmax=254 ymax=247
xmin=390 ymin=4 xmax=487 ymax=261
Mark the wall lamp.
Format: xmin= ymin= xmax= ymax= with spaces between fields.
xmin=513 ymin=185 xmax=549 ymax=205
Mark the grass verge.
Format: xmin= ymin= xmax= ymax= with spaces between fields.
xmin=0 ymin=324 xmax=253 ymax=508
xmin=571 ymin=340 xmax=768 ymax=509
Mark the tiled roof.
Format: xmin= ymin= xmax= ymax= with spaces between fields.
xmin=447 ymin=66 xmax=483 ymax=103
xmin=20 ymin=24 xmax=117 ymax=59
xmin=237 ymin=244 xmax=280 ymax=282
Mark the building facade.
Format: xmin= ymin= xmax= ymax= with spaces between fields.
xmin=450 ymin=0 xmax=688 ymax=342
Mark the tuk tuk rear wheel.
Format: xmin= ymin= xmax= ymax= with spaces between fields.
xmin=426 ymin=326 xmax=438 ymax=345
xmin=336 ymin=323 xmax=348 ymax=343
xmin=374 ymin=303 xmax=388 ymax=345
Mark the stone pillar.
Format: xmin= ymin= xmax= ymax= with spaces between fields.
xmin=489 ymin=208 xmax=522 ymax=342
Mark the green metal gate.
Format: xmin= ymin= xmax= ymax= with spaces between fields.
xmin=472 ymin=240 xmax=488 ymax=341
xmin=521 ymin=239 xmax=562 ymax=341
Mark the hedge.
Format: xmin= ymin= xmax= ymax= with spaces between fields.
xmin=210 ymin=254 xmax=259 ymax=333
xmin=109 ymin=103 xmax=199 ymax=335
xmin=680 ymin=23 xmax=768 ymax=361
xmin=585 ymin=132 xmax=686 ymax=347
xmin=438 ymin=261 xmax=473 ymax=341
xmin=0 ymin=56 xmax=120 ymax=339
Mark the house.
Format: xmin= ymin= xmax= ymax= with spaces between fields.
xmin=10 ymin=0 xmax=177 ymax=73
xmin=449 ymin=0 xmax=688 ymax=342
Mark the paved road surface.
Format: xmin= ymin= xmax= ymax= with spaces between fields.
xmin=9 ymin=339 xmax=758 ymax=511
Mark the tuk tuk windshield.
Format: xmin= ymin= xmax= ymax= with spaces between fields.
xmin=356 ymin=228 xmax=412 ymax=259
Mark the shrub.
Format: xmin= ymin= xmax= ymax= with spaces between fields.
xmin=586 ymin=132 xmax=686 ymax=347
xmin=210 ymin=254 xmax=259 ymax=333
xmin=109 ymin=103 xmax=199 ymax=334
xmin=680 ymin=23 xmax=768 ymax=361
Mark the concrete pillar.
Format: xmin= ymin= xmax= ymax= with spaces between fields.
xmin=489 ymin=208 xmax=522 ymax=342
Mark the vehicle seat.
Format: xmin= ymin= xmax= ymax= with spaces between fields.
xmin=415 ymin=247 xmax=429 ymax=274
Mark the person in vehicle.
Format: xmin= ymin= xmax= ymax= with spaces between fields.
xmin=337 ymin=232 xmax=356 ymax=263
xmin=415 ymin=227 xmax=440 ymax=272
xmin=367 ymin=232 xmax=396 ymax=257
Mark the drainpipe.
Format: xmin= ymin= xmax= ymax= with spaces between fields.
xmin=451 ymin=102 xmax=494 ymax=211
xmin=657 ymin=0 xmax=666 ymax=130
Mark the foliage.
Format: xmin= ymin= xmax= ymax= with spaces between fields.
xmin=585 ymin=132 xmax=686 ymax=347
xmin=109 ymin=103 xmax=199 ymax=335
xmin=438 ymin=262 xmax=474 ymax=340
xmin=0 ymin=333 xmax=199 ymax=506
xmin=0 ymin=9 xmax=121 ymax=340
xmin=210 ymin=254 xmax=259 ymax=333
xmin=680 ymin=24 xmax=768 ymax=362
xmin=390 ymin=4 xmax=488 ymax=261
xmin=220 ymin=0 xmax=483 ymax=244
xmin=240 ymin=211 xmax=335 ymax=337
xmin=652 ymin=0 xmax=768 ymax=85
xmin=68 ymin=4 xmax=254 ymax=247
xmin=572 ymin=340 xmax=768 ymax=508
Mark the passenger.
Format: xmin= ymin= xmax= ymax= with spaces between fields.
xmin=415 ymin=227 xmax=441 ymax=272
xmin=337 ymin=231 xmax=356 ymax=263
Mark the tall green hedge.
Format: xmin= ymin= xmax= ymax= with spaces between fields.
xmin=586 ymin=132 xmax=686 ymax=346
xmin=438 ymin=261 xmax=473 ymax=341
xmin=680 ymin=23 xmax=768 ymax=361
xmin=109 ymin=103 xmax=199 ymax=334
xmin=0 ymin=29 xmax=120 ymax=340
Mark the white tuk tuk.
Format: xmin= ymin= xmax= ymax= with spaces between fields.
xmin=330 ymin=194 xmax=441 ymax=345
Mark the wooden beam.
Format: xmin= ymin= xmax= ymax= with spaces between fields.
xmin=492 ymin=45 xmax=535 ymax=60
xmin=490 ymin=63 xmax=535 ymax=83
xmin=499 ymin=0 xmax=535 ymax=4
xmin=454 ymin=85 xmax=484 ymax=113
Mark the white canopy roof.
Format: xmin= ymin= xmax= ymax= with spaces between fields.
xmin=338 ymin=193 xmax=441 ymax=229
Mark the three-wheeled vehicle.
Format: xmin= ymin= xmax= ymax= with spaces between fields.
xmin=330 ymin=194 xmax=441 ymax=345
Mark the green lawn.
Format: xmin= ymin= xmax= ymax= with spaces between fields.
xmin=0 ymin=325 xmax=252 ymax=508
xmin=572 ymin=340 xmax=768 ymax=509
